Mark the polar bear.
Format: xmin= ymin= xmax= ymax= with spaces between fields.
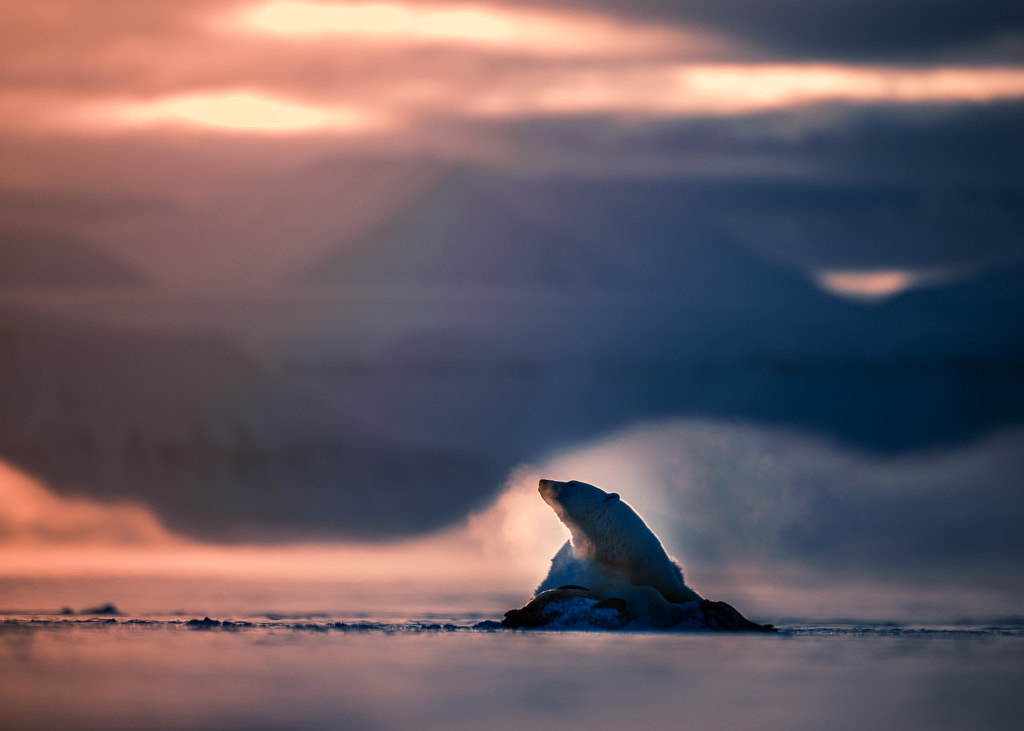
xmin=536 ymin=478 xmax=702 ymax=606
xmin=501 ymin=479 xmax=774 ymax=630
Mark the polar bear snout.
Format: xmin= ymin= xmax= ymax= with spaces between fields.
xmin=538 ymin=479 xmax=561 ymax=501
xmin=540 ymin=478 xmax=575 ymax=505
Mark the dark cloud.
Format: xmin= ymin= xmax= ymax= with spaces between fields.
xmin=338 ymin=166 xmax=1024 ymax=274
xmin=502 ymin=101 xmax=1024 ymax=271
xmin=576 ymin=101 xmax=1024 ymax=186
xmin=6 ymin=166 xmax=1022 ymax=541
xmin=524 ymin=0 xmax=1024 ymax=61
xmin=0 ymin=301 xmax=496 ymax=539
xmin=715 ymin=181 xmax=1024 ymax=270
xmin=793 ymin=102 xmax=1024 ymax=186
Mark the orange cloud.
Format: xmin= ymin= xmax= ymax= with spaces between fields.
xmin=0 ymin=460 xmax=176 ymax=546
xmin=4 ymin=1 xmax=1024 ymax=137
xmin=244 ymin=2 xmax=506 ymax=40
xmin=26 ymin=63 xmax=1024 ymax=136
xmin=232 ymin=1 xmax=716 ymax=57
xmin=812 ymin=269 xmax=953 ymax=301
xmin=99 ymin=92 xmax=383 ymax=134
xmin=124 ymin=92 xmax=327 ymax=131
xmin=464 ymin=64 xmax=1024 ymax=117
xmin=0 ymin=458 xmax=549 ymax=591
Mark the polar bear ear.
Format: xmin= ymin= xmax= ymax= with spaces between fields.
xmin=603 ymin=493 xmax=620 ymax=503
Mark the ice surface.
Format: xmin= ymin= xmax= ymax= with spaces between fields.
xmin=2 ymin=611 xmax=1023 ymax=731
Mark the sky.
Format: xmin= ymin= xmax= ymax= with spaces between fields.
xmin=3 ymin=0 xmax=1023 ymax=291
xmin=1 ymin=1 xmax=1024 ymax=616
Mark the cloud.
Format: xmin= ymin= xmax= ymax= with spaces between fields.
xmin=455 ymin=64 xmax=1024 ymax=122
xmin=0 ymin=460 xmax=176 ymax=545
xmin=32 ymin=60 xmax=1024 ymax=136
xmin=537 ymin=420 xmax=1024 ymax=584
xmin=5 ymin=1 xmax=1024 ymax=138
xmin=519 ymin=0 xmax=1024 ymax=61
xmin=811 ymin=269 xmax=954 ymax=302
xmin=232 ymin=1 xmax=715 ymax=57
xmin=0 ymin=456 xmax=546 ymax=594
xmin=104 ymin=91 xmax=376 ymax=134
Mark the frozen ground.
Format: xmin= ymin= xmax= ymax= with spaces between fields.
xmin=3 ymin=574 xmax=1024 ymax=731
xmin=2 ymin=606 xmax=1023 ymax=731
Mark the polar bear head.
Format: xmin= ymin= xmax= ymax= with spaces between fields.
xmin=539 ymin=478 xmax=650 ymax=565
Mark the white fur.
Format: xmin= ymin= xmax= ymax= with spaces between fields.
xmin=536 ymin=479 xmax=702 ymax=607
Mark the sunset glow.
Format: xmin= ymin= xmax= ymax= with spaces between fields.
xmin=0 ymin=460 xmax=553 ymax=588
xmin=418 ymin=7 xmax=508 ymax=39
xmin=113 ymin=93 xmax=331 ymax=132
xmin=245 ymin=1 xmax=510 ymax=40
xmin=0 ymin=462 xmax=175 ymax=547
xmin=4 ymin=0 xmax=1024 ymax=138
xmin=678 ymin=64 xmax=1024 ymax=108
xmin=467 ymin=64 xmax=1024 ymax=117
xmin=63 ymin=64 xmax=1024 ymax=137
xmin=814 ymin=270 xmax=921 ymax=301
xmin=236 ymin=0 xmax=696 ymax=55
xmin=247 ymin=1 xmax=416 ymax=35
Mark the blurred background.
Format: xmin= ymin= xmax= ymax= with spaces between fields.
xmin=2 ymin=0 xmax=1023 ymax=617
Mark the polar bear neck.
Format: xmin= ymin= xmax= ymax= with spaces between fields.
xmin=567 ymin=525 xmax=600 ymax=560
xmin=568 ymin=504 xmax=654 ymax=566
xmin=546 ymin=504 xmax=601 ymax=560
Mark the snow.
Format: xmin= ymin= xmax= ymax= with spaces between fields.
xmin=1 ymin=607 xmax=1022 ymax=731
